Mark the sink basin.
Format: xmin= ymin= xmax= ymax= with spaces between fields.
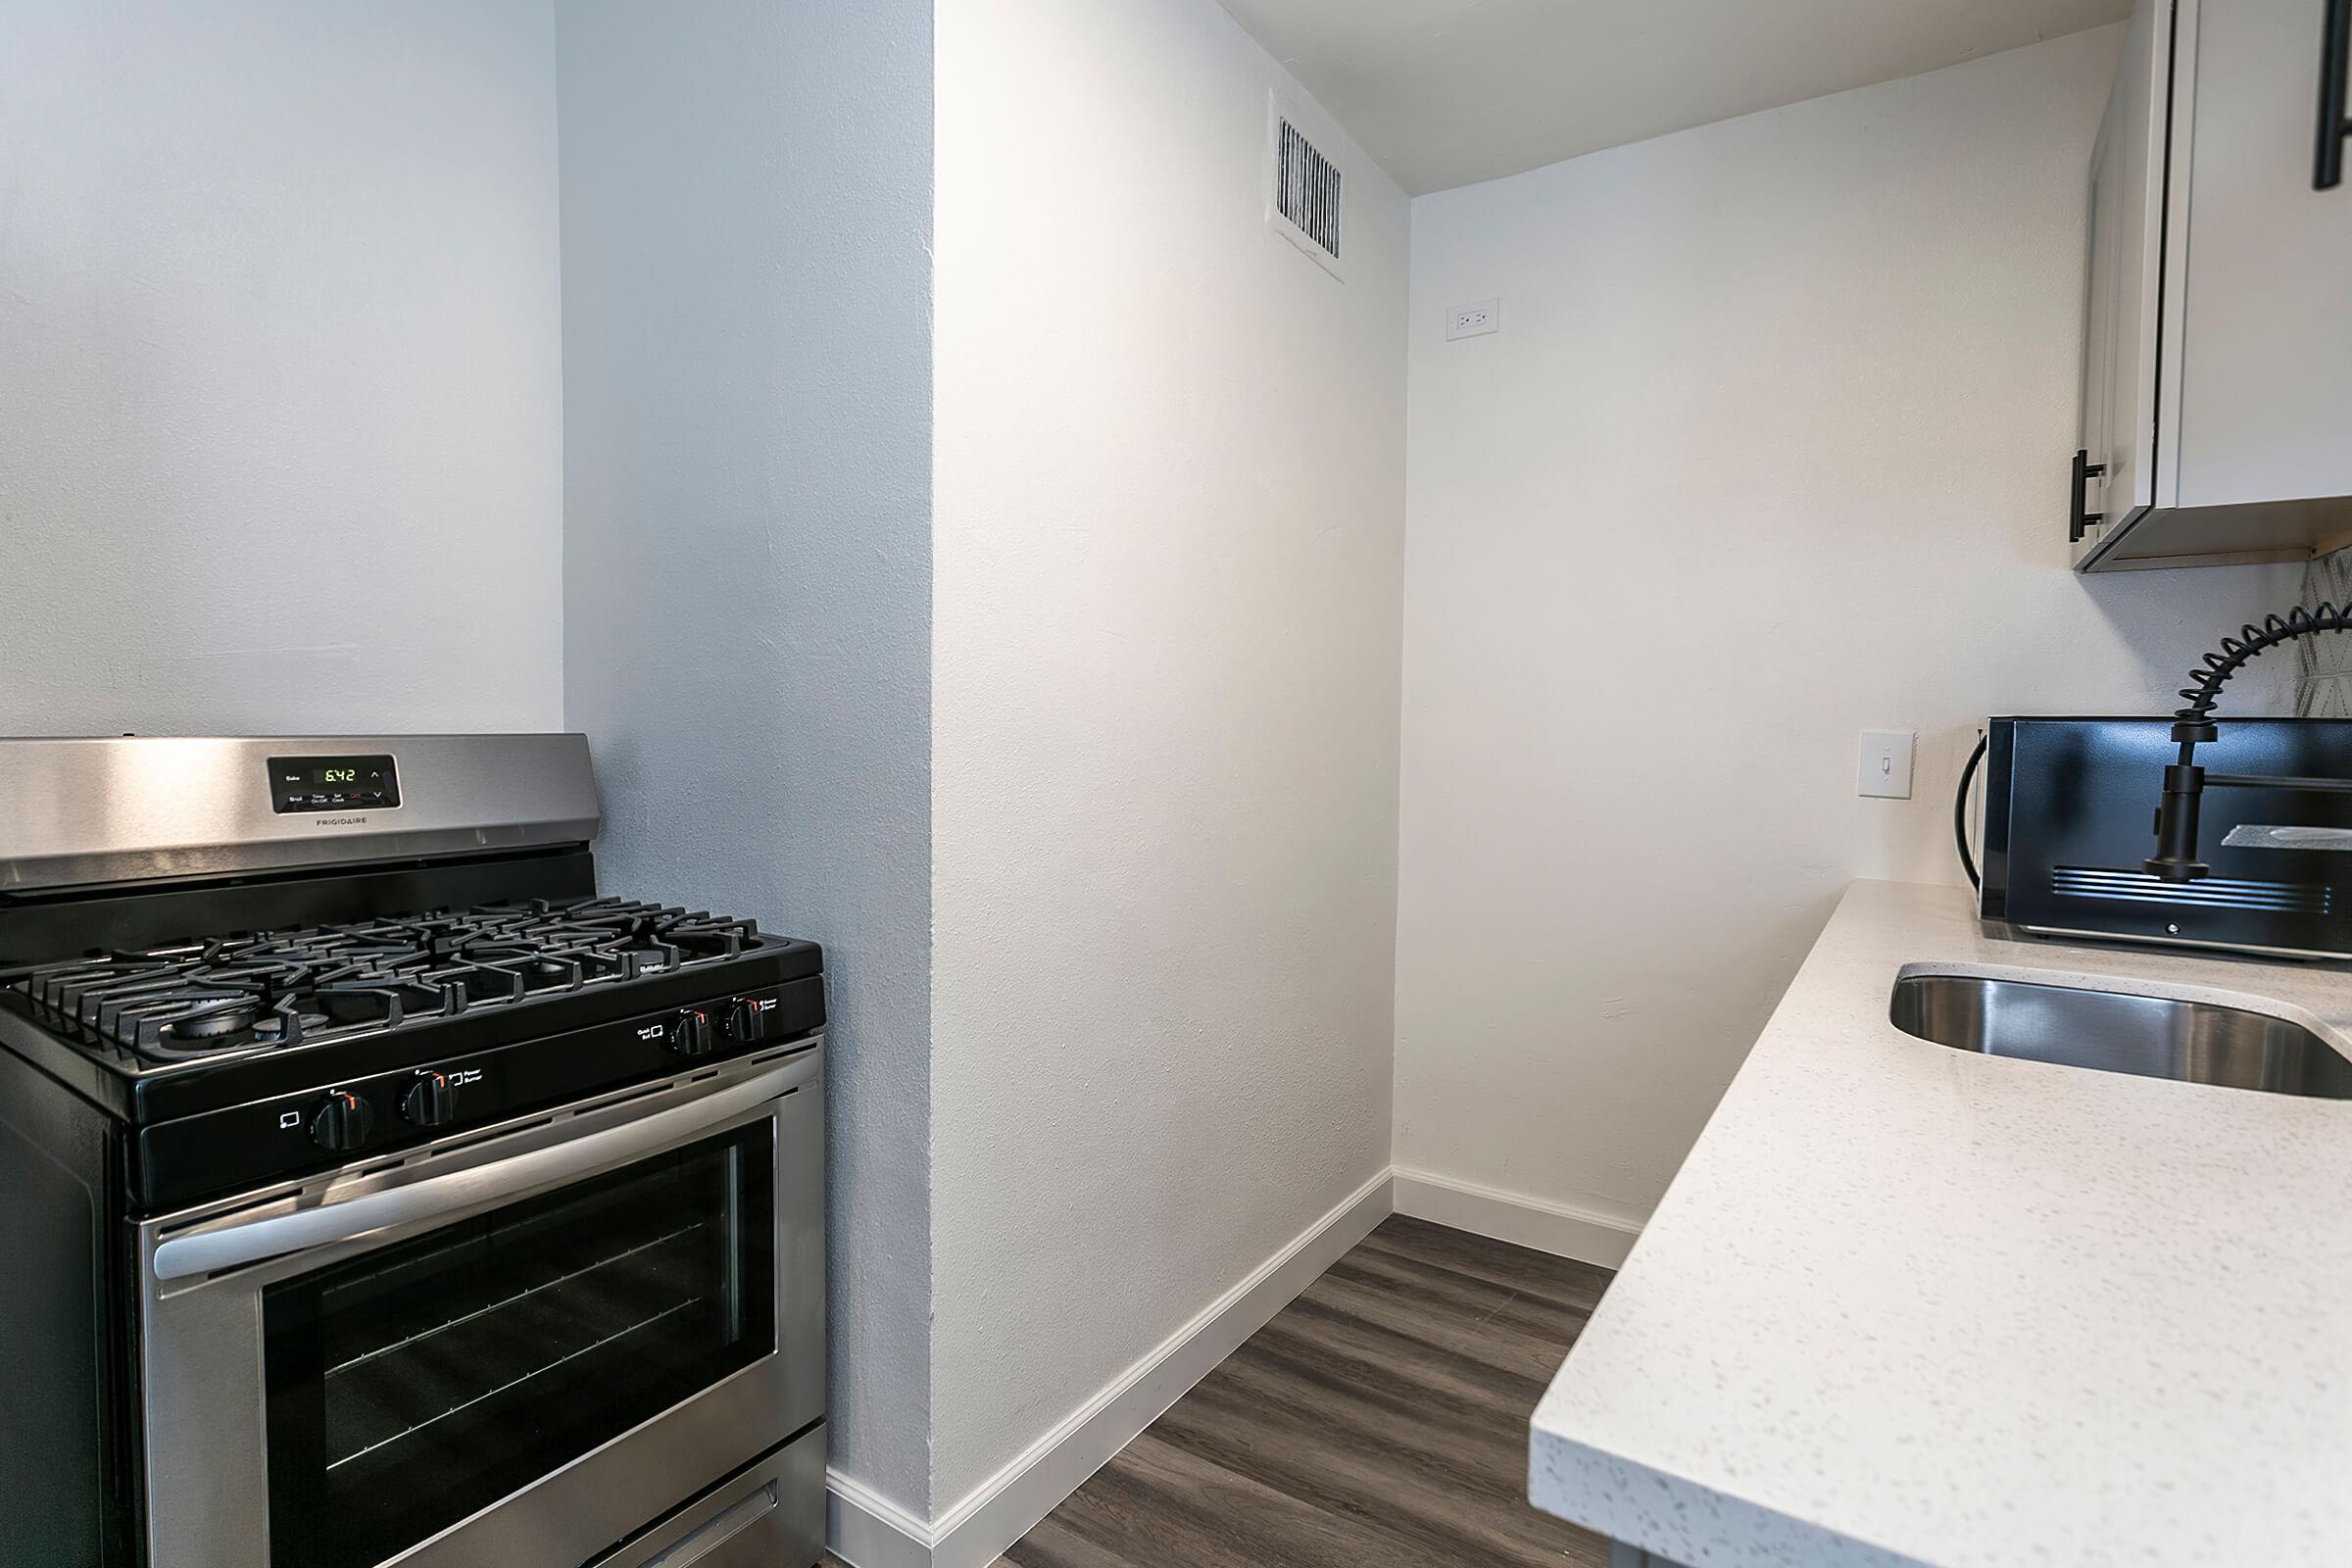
xmin=1887 ymin=974 xmax=2352 ymax=1099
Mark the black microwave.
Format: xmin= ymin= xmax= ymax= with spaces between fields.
xmin=1979 ymin=715 xmax=2352 ymax=960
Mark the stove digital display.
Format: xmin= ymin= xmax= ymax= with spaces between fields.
xmin=269 ymin=755 xmax=400 ymax=814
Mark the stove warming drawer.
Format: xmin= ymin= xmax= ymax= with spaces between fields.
xmin=593 ymin=1427 xmax=825 ymax=1568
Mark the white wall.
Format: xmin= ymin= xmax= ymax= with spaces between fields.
xmin=1396 ymin=27 xmax=2303 ymax=1229
xmin=930 ymin=0 xmax=1408 ymax=1517
xmin=0 ymin=0 xmax=564 ymax=735
xmin=554 ymin=0 xmax=936 ymax=1512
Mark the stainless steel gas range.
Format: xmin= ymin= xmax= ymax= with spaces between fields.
xmin=0 ymin=735 xmax=826 ymax=1568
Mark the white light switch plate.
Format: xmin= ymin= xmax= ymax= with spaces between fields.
xmin=1858 ymin=729 xmax=1915 ymax=800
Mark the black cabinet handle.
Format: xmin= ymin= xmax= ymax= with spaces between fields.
xmin=2070 ymin=448 xmax=2108 ymax=544
xmin=2321 ymin=0 xmax=2352 ymax=189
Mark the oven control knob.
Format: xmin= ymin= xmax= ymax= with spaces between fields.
xmin=402 ymin=1072 xmax=458 ymax=1129
xmin=311 ymin=1090 xmax=375 ymax=1152
xmin=669 ymin=1008 xmax=716 ymax=1056
xmin=724 ymin=998 xmax=771 ymax=1044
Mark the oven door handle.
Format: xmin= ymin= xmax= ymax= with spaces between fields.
xmin=151 ymin=1054 xmax=814 ymax=1283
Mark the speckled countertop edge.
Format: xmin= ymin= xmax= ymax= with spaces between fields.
xmin=1528 ymin=878 xmax=2352 ymax=1568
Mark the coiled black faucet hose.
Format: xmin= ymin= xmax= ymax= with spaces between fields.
xmin=2172 ymin=601 xmax=2352 ymax=725
xmin=2148 ymin=600 xmax=2352 ymax=882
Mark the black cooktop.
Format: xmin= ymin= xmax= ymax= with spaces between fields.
xmin=0 ymin=891 xmax=824 ymax=1207
xmin=4 ymin=897 xmax=765 ymax=1062
xmin=0 ymin=894 xmax=825 ymax=1137
xmin=0 ymin=739 xmax=830 ymax=1209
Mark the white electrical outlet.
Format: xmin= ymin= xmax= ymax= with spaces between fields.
xmin=1858 ymin=730 xmax=1915 ymax=800
xmin=1446 ymin=299 xmax=1499 ymax=340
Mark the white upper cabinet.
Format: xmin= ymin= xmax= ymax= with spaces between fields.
xmin=2073 ymin=0 xmax=2352 ymax=570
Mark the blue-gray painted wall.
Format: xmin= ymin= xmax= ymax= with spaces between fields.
xmin=556 ymin=0 xmax=935 ymax=1511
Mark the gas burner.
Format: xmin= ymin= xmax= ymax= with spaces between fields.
xmin=1 ymin=897 xmax=766 ymax=1064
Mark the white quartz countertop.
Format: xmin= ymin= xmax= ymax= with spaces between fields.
xmin=1529 ymin=879 xmax=2352 ymax=1568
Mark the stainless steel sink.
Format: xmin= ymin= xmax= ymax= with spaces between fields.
xmin=1887 ymin=974 xmax=2352 ymax=1099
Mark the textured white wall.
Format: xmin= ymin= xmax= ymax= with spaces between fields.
xmin=930 ymin=0 xmax=1408 ymax=1514
xmin=1396 ymin=27 xmax=2303 ymax=1228
xmin=554 ymin=0 xmax=936 ymax=1512
xmin=0 ymin=0 xmax=564 ymax=735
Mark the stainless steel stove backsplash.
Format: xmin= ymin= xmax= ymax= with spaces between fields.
xmin=2298 ymin=547 xmax=2352 ymax=716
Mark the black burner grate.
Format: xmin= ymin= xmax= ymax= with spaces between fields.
xmin=0 ymin=898 xmax=761 ymax=1061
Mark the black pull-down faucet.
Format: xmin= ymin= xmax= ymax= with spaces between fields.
xmin=2146 ymin=604 xmax=2352 ymax=882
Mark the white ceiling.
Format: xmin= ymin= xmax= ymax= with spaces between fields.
xmin=1220 ymin=0 xmax=2131 ymax=194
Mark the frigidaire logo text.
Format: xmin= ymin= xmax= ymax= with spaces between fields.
xmin=315 ymin=815 xmax=368 ymax=827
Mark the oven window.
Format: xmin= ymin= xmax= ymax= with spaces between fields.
xmin=261 ymin=1122 xmax=775 ymax=1568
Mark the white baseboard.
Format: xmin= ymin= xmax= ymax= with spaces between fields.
xmin=826 ymin=1167 xmax=1394 ymax=1568
xmin=824 ymin=1163 xmax=1629 ymax=1566
xmin=1392 ymin=1165 xmax=1646 ymax=1270
xmin=825 ymin=1470 xmax=933 ymax=1568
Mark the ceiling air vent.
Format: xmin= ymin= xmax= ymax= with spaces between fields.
xmin=1267 ymin=95 xmax=1344 ymax=279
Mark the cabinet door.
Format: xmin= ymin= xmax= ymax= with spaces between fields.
xmin=2075 ymin=0 xmax=2173 ymax=564
xmin=2077 ymin=106 xmax=2123 ymax=560
xmin=2172 ymin=0 xmax=2352 ymax=510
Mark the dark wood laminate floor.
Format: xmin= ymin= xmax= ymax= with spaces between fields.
xmin=994 ymin=1215 xmax=1617 ymax=1568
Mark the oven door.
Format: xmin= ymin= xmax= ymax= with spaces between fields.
xmin=138 ymin=1046 xmax=822 ymax=1568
